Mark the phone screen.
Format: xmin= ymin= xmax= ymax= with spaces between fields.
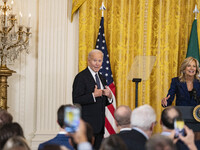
xmin=174 ymin=119 xmax=185 ymax=138
xmin=64 ymin=106 xmax=80 ymax=133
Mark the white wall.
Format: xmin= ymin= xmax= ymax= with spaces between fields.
xmin=6 ymin=0 xmax=78 ymax=149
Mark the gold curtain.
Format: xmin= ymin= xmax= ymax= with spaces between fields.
xmin=72 ymin=0 xmax=200 ymax=133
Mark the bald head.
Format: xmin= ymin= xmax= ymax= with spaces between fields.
xmin=114 ymin=105 xmax=132 ymax=128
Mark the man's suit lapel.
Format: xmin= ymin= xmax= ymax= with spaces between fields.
xmin=85 ymin=67 xmax=106 ymax=88
xmin=85 ymin=68 xmax=96 ymax=86
xmin=98 ymin=73 xmax=106 ymax=88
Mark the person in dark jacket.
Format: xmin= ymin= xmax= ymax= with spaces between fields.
xmin=38 ymin=105 xmax=73 ymax=150
xmin=72 ymin=49 xmax=113 ymax=150
xmin=162 ymin=57 xmax=200 ymax=107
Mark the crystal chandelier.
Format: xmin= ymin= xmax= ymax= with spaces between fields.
xmin=0 ymin=0 xmax=31 ymax=64
xmin=0 ymin=0 xmax=31 ymax=109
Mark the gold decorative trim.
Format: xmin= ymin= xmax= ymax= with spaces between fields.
xmin=71 ymin=0 xmax=87 ymax=22
xmin=142 ymin=0 xmax=149 ymax=105
xmin=193 ymin=105 xmax=200 ymax=122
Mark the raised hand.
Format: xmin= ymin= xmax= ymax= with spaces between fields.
xmin=102 ymin=86 xmax=112 ymax=99
xmin=179 ymin=125 xmax=197 ymax=150
xmin=161 ymin=95 xmax=170 ymax=107
xmin=93 ymin=85 xmax=103 ymax=97
xmin=168 ymin=130 xmax=178 ymax=144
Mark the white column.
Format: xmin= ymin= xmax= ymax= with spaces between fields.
xmin=7 ymin=0 xmax=38 ymax=146
xmin=31 ymin=0 xmax=79 ymax=149
xmin=5 ymin=0 xmax=79 ymax=149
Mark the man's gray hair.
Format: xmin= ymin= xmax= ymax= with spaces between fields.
xmin=131 ymin=104 xmax=156 ymax=130
xmin=88 ymin=49 xmax=103 ymax=60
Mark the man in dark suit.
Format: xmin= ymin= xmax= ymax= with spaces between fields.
xmin=72 ymin=49 xmax=113 ymax=150
xmin=38 ymin=105 xmax=73 ymax=150
xmin=121 ymin=104 xmax=157 ymax=150
xmin=114 ymin=105 xmax=132 ymax=150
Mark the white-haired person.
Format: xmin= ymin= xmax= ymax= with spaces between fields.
xmin=115 ymin=104 xmax=156 ymax=150
xmin=130 ymin=104 xmax=157 ymax=150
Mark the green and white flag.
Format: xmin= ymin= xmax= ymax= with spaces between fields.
xmin=186 ymin=19 xmax=200 ymax=62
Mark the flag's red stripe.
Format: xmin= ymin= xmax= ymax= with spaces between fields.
xmin=107 ymin=82 xmax=116 ymax=119
xmin=109 ymin=83 xmax=116 ymax=96
xmin=105 ymin=117 xmax=116 ymax=134
xmin=107 ymin=104 xmax=115 ymax=117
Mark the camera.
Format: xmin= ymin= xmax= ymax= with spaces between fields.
xmin=64 ymin=105 xmax=81 ymax=133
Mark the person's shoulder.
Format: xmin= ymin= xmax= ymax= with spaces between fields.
xmin=77 ymin=67 xmax=88 ymax=74
xmin=38 ymin=135 xmax=61 ymax=149
xmin=38 ymin=140 xmax=52 ymax=150
xmin=171 ymin=77 xmax=180 ymax=83
xmin=172 ymin=77 xmax=179 ymax=80
xmin=39 ymin=138 xmax=55 ymax=146
xmin=75 ymin=68 xmax=89 ymax=78
xmin=194 ymin=78 xmax=200 ymax=83
xmin=118 ymin=130 xmax=132 ymax=134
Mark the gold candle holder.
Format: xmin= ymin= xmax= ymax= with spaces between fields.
xmin=0 ymin=0 xmax=31 ymax=109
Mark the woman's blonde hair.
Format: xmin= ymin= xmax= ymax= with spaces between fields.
xmin=179 ymin=57 xmax=200 ymax=82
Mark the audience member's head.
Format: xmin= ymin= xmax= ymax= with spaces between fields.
xmin=11 ymin=123 xmax=25 ymax=137
xmin=0 ymin=122 xmax=24 ymax=149
xmin=161 ymin=106 xmax=182 ymax=130
xmin=131 ymin=104 xmax=156 ymax=137
xmin=145 ymin=134 xmax=176 ymax=150
xmin=57 ymin=104 xmax=72 ymax=129
xmin=0 ymin=109 xmax=13 ymax=128
xmin=3 ymin=136 xmax=30 ymax=150
xmin=114 ymin=105 xmax=132 ymax=129
xmin=99 ymin=134 xmax=128 ymax=150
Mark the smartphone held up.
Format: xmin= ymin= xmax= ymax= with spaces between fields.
xmin=64 ymin=105 xmax=81 ymax=133
xmin=174 ymin=118 xmax=185 ymax=138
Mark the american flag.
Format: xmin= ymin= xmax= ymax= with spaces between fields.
xmin=95 ymin=17 xmax=117 ymax=136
